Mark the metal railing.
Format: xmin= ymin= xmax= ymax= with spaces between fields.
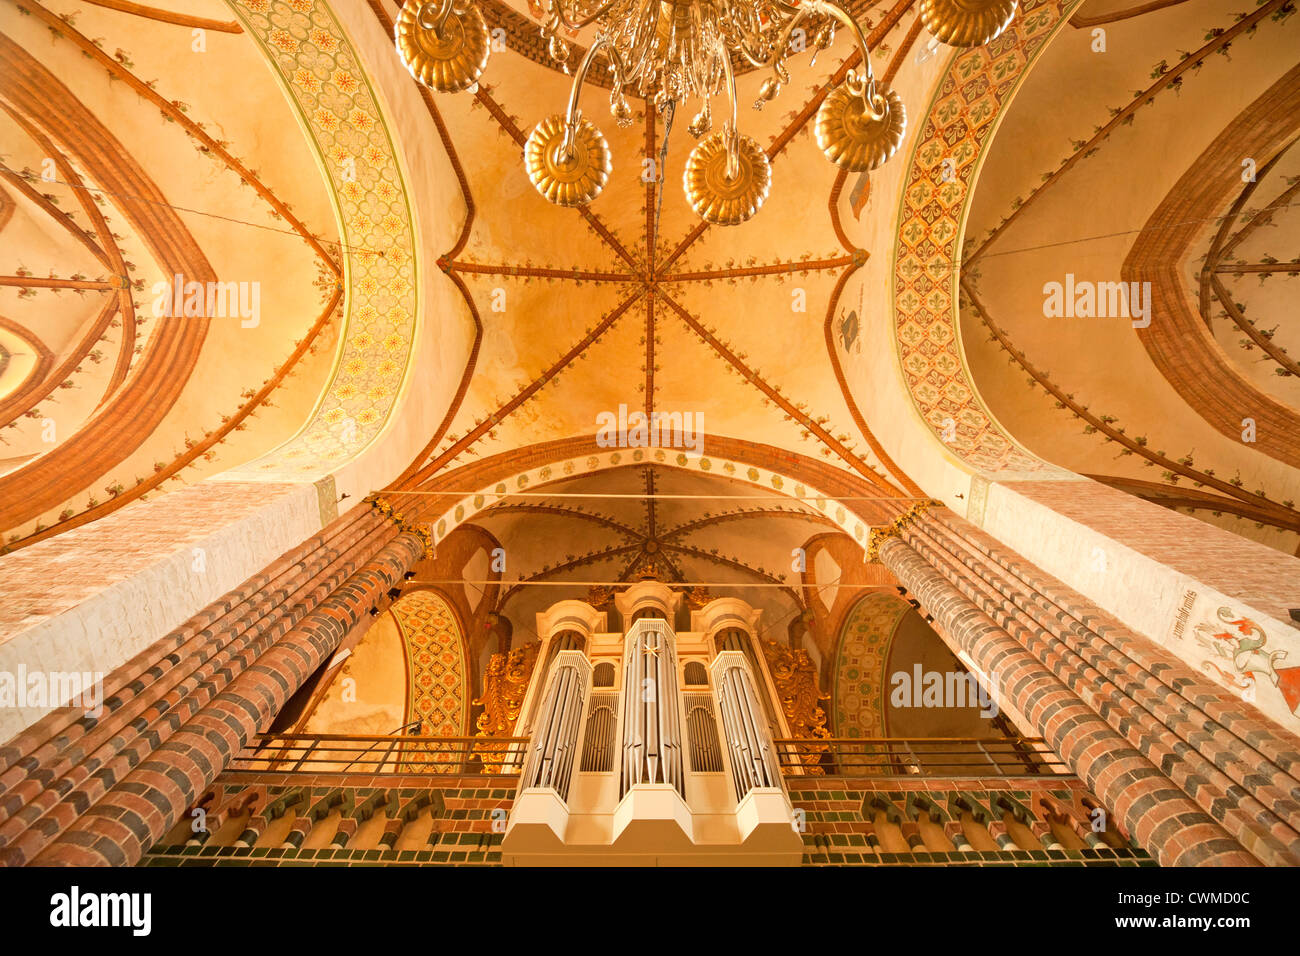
xmin=773 ymin=737 xmax=1070 ymax=778
xmin=228 ymin=733 xmax=529 ymax=776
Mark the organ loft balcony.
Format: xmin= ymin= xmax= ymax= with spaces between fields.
xmin=142 ymin=579 xmax=1147 ymax=868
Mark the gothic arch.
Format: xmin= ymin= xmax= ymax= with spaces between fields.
xmin=389 ymin=589 xmax=471 ymax=741
xmin=831 ymin=592 xmax=912 ymax=738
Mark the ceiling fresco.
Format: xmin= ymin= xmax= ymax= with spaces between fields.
xmin=2 ymin=0 xmax=1295 ymax=671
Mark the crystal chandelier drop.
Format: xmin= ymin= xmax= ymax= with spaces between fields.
xmin=395 ymin=0 xmax=1017 ymax=225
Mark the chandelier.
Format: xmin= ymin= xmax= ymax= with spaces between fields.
xmin=395 ymin=0 xmax=1017 ymax=225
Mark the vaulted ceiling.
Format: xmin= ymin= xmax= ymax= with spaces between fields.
xmin=0 ymin=0 xmax=342 ymax=542
xmin=961 ymin=0 xmax=1300 ymax=554
xmin=1 ymin=0 xmax=1297 ymax=583
xmin=393 ymin=0 xmax=920 ymax=502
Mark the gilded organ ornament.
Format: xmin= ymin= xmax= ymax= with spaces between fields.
xmin=474 ymin=641 xmax=541 ymax=772
xmin=762 ymin=639 xmax=832 ymax=773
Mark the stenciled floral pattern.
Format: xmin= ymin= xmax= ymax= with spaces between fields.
xmin=832 ymin=592 xmax=913 ymax=738
xmin=391 ymin=590 xmax=470 ymax=771
xmin=891 ymin=0 xmax=1075 ymax=473
xmin=228 ymin=0 xmax=419 ymax=477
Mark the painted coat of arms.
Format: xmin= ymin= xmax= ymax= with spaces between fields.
xmin=1193 ymin=607 xmax=1300 ymax=717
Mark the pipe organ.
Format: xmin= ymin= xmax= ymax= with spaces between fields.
xmin=501 ymin=582 xmax=803 ymax=864
xmin=521 ymin=651 xmax=591 ymax=801
xmin=711 ymin=651 xmax=782 ymax=800
xmin=620 ymin=618 xmax=684 ymax=797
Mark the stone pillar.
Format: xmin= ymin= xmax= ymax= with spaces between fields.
xmin=878 ymin=534 xmax=1260 ymax=867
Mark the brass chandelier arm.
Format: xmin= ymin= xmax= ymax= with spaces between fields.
xmin=719 ymin=40 xmax=740 ymax=179
xmin=419 ymin=0 xmax=456 ymax=36
xmin=759 ymin=6 xmax=813 ymax=82
xmin=548 ymin=0 xmax=622 ymax=31
xmin=805 ymin=0 xmax=885 ymax=118
xmin=563 ymin=38 xmax=613 ymax=153
xmin=394 ymin=0 xmax=1016 ymax=222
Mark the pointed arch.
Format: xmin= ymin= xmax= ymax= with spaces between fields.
xmin=390 ymin=590 xmax=471 ymax=747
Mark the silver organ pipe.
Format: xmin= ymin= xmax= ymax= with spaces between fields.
xmin=716 ymin=627 xmax=780 ymax=730
xmin=684 ymin=693 xmax=724 ymax=773
xmin=711 ymin=650 xmax=783 ymax=801
xmin=521 ymin=650 xmax=591 ymax=801
xmin=620 ymin=618 xmax=685 ymax=797
xmin=580 ymin=694 xmax=619 ymax=772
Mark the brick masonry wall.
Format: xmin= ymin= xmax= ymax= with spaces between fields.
xmin=141 ymin=773 xmax=514 ymax=867
xmin=0 ymin=481 xmax=321 ymax=738
xmin=791 ymin=776 xmax=1154 ymax=866
xmin=1002 ymin=480 xmax=1300 ymax=626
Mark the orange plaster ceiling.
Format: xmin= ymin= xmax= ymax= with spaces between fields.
xmin=4 ymin=0 xmax=1297 ymax=581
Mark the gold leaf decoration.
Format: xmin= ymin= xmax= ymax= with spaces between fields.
xmin=815 ymin=84 xmax=907 ymax=173
xmin=865 ymin=499 xmax=943 ymax=563
xmin=919 ymin=0 xmax=1018 ymax=48
xmin=395 ymin=0 xmax=490 ymax=93
xmin=473 ymin=641 xmax=540 ymax=772
xmin=683 ymin=130 xmax=772 ymax=226
xmin=525 ymin=113 xmax=613 ymax=207
xmin=761 ymin=639 xmax=831 ymax=774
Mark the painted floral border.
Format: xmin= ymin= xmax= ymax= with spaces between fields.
xmin=226 ymin=0 xmax=419 ymax=478
xmin=891 ymin=0 xmax=1078 ymax=474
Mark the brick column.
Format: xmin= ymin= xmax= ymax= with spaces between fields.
xmin=898 ymin=506 xmax=1300 ymax=865
xmin=31 ymin=532 xmax=425 ymax=866
xmin=878 ymin=536 xmax=1258 ymax=866
xmin=0 ymin=502 xmax=397 ymax=864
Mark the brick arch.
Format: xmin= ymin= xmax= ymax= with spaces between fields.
xmin=395 ymin=434 xmax=918 ymax=558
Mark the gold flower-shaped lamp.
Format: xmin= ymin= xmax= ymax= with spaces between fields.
xmin=524 ymin=113 xmax=613 ymax=207
xmin=919 ymin=0 xmax=1018 ymax=47
xmin=815 ymin=84 xmax=906 ymax=172
xmin=395 ymin=0 xmax=490 ymax=93
xmin=683 ymin=131 xmax=772 ymax=226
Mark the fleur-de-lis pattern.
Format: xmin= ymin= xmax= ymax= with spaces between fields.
xmin=892 ymin=0 xmax=1071 ymax=473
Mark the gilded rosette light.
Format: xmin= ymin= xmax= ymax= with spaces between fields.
xmin=524 ymin=114 xmax=613 ymax=207
xmin=683 ymin=132 xmax=772 ymax=226
xmin=815 ymin=84 xmax=907 ymax=172
xmin=395 ymin=0 xmax=490 ymax=93
xmin=919 ymin=0 xmax=1018 ymax=47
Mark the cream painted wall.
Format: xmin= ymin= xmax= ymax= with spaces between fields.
xmin=0 ymin=480 xmax=320 ymax=740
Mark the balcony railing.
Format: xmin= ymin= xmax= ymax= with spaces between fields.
xmin=773 ymin=737 xmax=1070 ymax=778
xmin=228 ymin=733 xmax=529 ymax=776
